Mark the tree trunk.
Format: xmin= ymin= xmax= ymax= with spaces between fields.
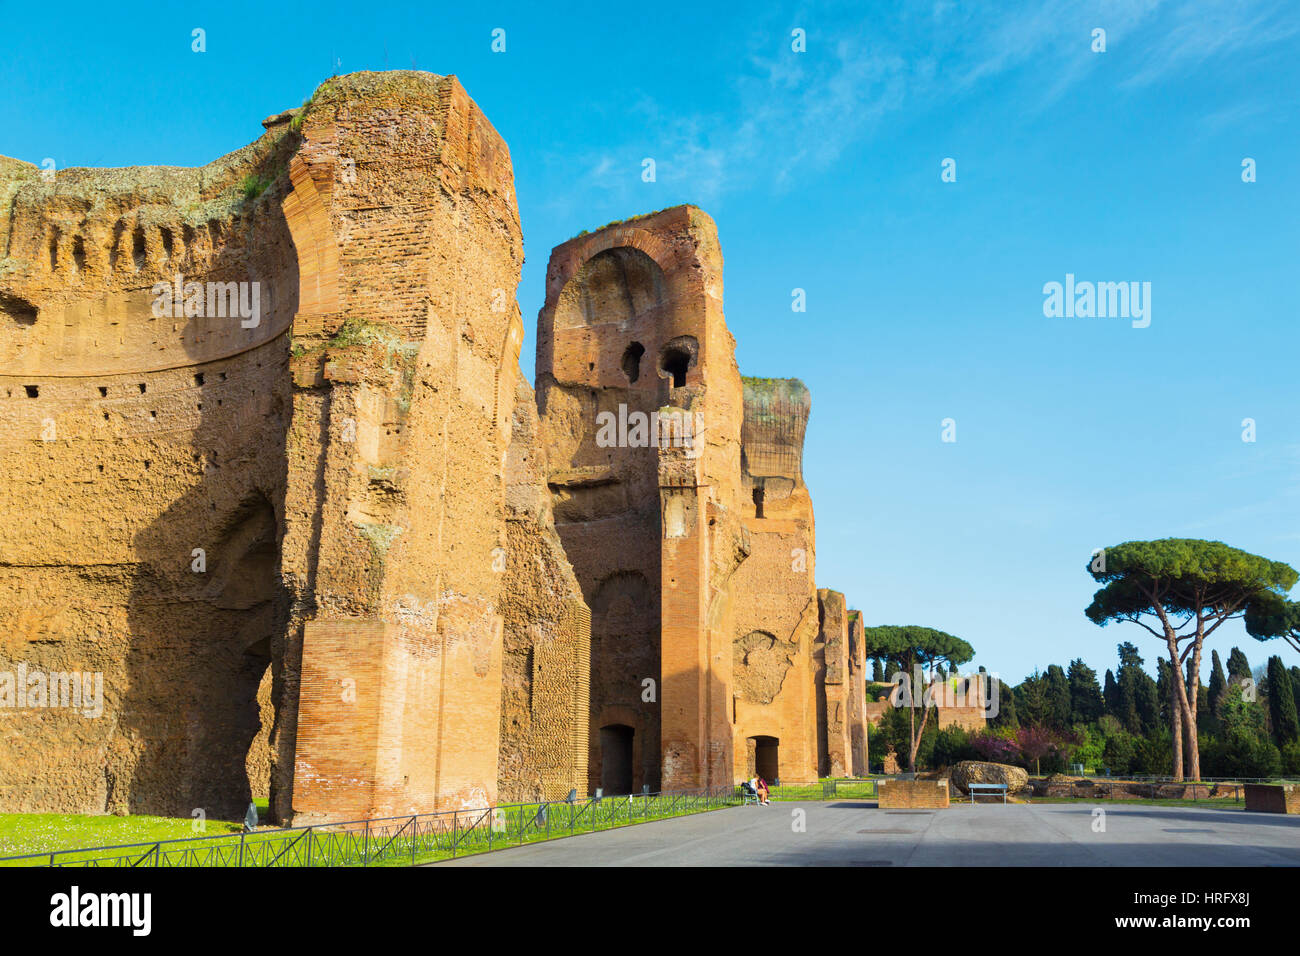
xmin=1163 ymin=645 xmax=1185 ymax=782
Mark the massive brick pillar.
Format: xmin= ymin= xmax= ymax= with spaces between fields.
xmin=535 ymin=206 xmax=747 ymax=794
xmin=730 ymin=377 xmax=819 ymax=784
xmin=280 ymin=72 xmax=525 ymax=823
xmin=847 ymin=609 xmax=869 ymax=776
xmin=815 ymin=589 xmax=852 ymax=778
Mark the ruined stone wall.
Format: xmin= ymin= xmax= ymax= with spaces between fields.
xmin=731 ymin=377 xmax=819 ymax=783
xmin=498 ymin=377 xmax=591 ymax=803
xmin=278 ymin=72 xmax=526 ymax=824
xmin=815 ymin=589 xmax=852 ymax=777
xmin=846 ymin=609 xmax=868 ymax=775
xmin=0 ymin=71 xmax=560 ymax=825
xmin=0 ymin=128 xmax=300 ymax=817
xmin=536 ymin=206 xmax=748 ymax=793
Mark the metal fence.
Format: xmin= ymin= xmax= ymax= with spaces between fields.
xmin=0 ymin=785 xmax=741 ymax=868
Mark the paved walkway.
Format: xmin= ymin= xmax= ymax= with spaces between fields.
xmin=437 ymin=800 xmax=1300 ymax=866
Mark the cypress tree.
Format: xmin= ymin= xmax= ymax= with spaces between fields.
xmin=1267 ymin=655 xmax=1300 ymax=745
xmin=1227 ymin=646 xmax=1251 ymax=681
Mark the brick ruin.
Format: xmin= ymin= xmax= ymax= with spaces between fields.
xmin=0 ymin=71 xmax=971 ymax=823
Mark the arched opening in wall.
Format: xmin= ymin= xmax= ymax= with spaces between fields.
xmin=661 ymin=347 xmax=689 ymax=388
xmin=599 ymin=724 xmax=635 ymax=795
xmin=554 ymin=247 xmax=666 ymax=331
xmin=752 ymin=484 xmax=765 ymax=519
xmin=242 ymin=637 xmax=274 ymax=809
xmin=621 ymin=342 xmax=645 ymax=383
xmin=1 ymin=292 xmax=38 ymax=327
xmin=751 ymin=735 xmax=779 ymax=783
xmin=205 ymin=493 xmax=283 ymax=820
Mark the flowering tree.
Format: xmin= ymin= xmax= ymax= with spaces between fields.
xmin=1016 ymin=725 xmax=1058 ymax=775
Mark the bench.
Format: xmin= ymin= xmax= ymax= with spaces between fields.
xmin=967 ymin=783 xmax=1008 ymax=804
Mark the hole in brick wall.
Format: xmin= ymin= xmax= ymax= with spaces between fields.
xmin=24 ymin=385 xmax=39 ymax=398
xmin=103 ymin=411 xmax=109 ymax=421
xmin=138 ymin=383 xmax=147 ymax=394
xmin=108 ymin=220 xmax=126 ymax=269
xmin=48 ymin=234 xmax=59 ymax=270
xmin=132 ymin=226 xmax=146 ymax=270
xmin=194 ymin=373 xmax=205 ymax=387
xmin=150 ymin=411 xmax=157 ymax=420
xmin=660 ymin=346 xmax=689 ymax=388
xmin=98 ymin=386 xmax=108 ymax=397
xmin=144 ymin=460 xmax=152 ymax=470
xmin=753 ymin=485 xmax=765 ymax=519
xmin=97 ymin=464 xmax=104 ymax=473
xmin=73 ymin=236 xmax=86 ymax=272
xmin=621 ymin=342 xmax=645 ymax=383
xmin=159 ymin=227 xmax=174 ymax=260
xmin=219 ymin=372 xmax=228 ymax=381
xmin=182 ymin=223 xmax=195 ymax=249
xmin=1 ymin=292 xmax=38 ymax=327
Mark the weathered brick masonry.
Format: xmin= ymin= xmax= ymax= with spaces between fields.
xmin=2 ymin=71 xmax=893 ymax=823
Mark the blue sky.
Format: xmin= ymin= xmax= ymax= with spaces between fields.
xmin=3 ymin=1 xmax=1298 ymax=684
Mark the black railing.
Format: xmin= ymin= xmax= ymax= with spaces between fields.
xmin=0 ymin=785 xmax=742 ymax=869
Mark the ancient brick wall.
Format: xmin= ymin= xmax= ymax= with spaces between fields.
xmin=0 ymin=71 xmax=564 ymax=825
xmin=846 ymin=609 xmax=868 ymax=776
xmin=815 ymin=589 xmax=852 ymax=777
xmin=731 ymin=377 xmax=819 ymax=784
xmin=498 ymin=377 xmax=592 ymax=803
xmin=0 ymin=126 xmax=300 ymax=817
xmin=877 ymin=779 xmax=950 ymax=809
xmin=535 ymin=206 xmax=749 ymax=793
xmin=279 ymin=73 xmax=527 ymax=823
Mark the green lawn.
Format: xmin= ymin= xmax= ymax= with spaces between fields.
xmin=0 ymin=791 xmax=741 ymax=867
xmin=0 ymin=812 xmax=246 ymax=860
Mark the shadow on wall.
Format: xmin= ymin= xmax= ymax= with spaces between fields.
xmin=117 ymin=183 xmax=297 ymax=822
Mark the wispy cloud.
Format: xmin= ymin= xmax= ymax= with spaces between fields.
xmin=555 ymin=0 xmax=1297 ymax=206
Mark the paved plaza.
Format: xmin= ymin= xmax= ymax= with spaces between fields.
xmin=438 ymin=800 xmax=1300 ymax=867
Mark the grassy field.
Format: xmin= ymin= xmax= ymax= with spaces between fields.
xmin=0 ymin=791 xmax=741 ymax=867
xmin=0 ymin=812 xmax=246 ymax=859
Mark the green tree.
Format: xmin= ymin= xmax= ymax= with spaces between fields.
xmin=871 ymin=658 xmax=884 ymax=683
xmin=1103 ymin=668 xmax=1119 ymax=716
xmin=1266 ymin=655 xmax=1300 ymax=745
xmin=1115 ymin=643 xmax=1160 ymax=735
xmin=1085 ymin=538 xmax=1297 ymax=780
xmin=1015 ymin=671 xmax=1051 ymax=728
xmin=1044 ymin=664 xmax=1072 ymax=729
xmin=1203 ymin=683 xmax=1283 ymax=778
xmin=860 ymin=625 xmax=974 ymax=772
xmin=1067 ymin=659 xmax=1105 ymax=724
xmin=1226 ymin=646 xmax=1252 ymax=680
xmin=1207 ymin=649 xmax=1227 ymax=719
xmin=988 ymin=674 xmax=1018 ymax=728
xmin=1244 ymin=595 xmax=1300 ymax=655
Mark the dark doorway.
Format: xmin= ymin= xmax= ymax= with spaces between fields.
xmin=752 ymin=485 xmax=765 ymax=518
xmin=752 ymin=735 xmax=779 ymax=782
xmin=622 ymin=342 xmax=645 ymax=383
xmin=600 ymin=724 xmax=635 ymax=795
xmin=661 ymin=347 xmax=689 ymax=388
